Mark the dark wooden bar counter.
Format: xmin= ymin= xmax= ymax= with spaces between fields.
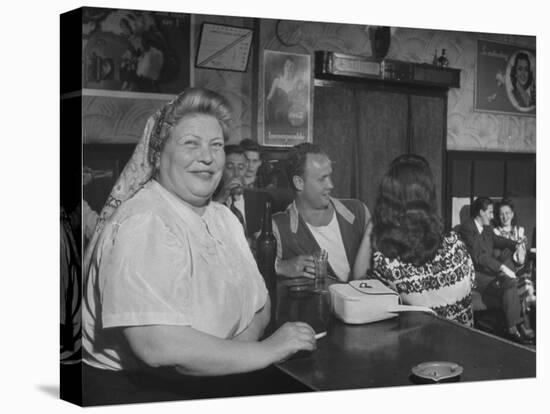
xmin=274 ymin=279 xmax=536 ymax=391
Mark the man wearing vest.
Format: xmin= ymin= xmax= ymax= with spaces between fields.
xmin=272 ymin=143 xmax=373 ymax=282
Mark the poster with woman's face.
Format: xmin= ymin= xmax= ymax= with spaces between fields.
xmin=475 ymin=40 xmax=535 ymax=116
xmin=260 ymin=50 xmax=312 ymax=146
xmin=505 ymin=51 xmax=536 ymax=112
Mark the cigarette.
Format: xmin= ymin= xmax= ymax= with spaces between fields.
xmin=315 ymin=331 xmax=327 ymax=340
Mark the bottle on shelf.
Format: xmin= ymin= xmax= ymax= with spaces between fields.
xmin=438 ymin=49 xmax=449 ymax=67
xmin=432 ymin=49 xmax=438 ymax=66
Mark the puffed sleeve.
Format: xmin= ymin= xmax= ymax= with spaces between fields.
xmin=98 ymin=212 xmax=193 ymax=329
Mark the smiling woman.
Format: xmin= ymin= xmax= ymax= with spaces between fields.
xmin=156 ymin=114 xmax=225 ymax=212
xmin=81 ymin=87 xmax=316 ymax=405
xmin=507 ymin=51 xmax=535 ymax=110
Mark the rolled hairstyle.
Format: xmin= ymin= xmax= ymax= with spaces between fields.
xmin=373 ymin=153 xmax=443 ymax=266
xmin=149 ymin=87 xmax=233 ymax=174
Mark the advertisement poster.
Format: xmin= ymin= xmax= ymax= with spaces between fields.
xmin=475 ymin=40 xmax=535 ymax=116
xmin=261 ymin=50 xmax=312 ymax=146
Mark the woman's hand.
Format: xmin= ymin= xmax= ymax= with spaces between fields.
xmin=262 ymin=321 xmax=316 ymax=363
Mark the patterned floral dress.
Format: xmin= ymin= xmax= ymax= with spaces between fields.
xmin=372 ymin=231 xmax=475 ymax=326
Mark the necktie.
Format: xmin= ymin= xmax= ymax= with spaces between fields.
xmin=230 ymin=194 xmax=247 ymax=235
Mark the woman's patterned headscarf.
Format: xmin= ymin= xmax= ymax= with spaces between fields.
xmin=82 ymin=91 xmax=187 ymax=274
xmin=83 ymin=88 xmax=233 ymax=274
xmin=95 ymin=94 xmax=179 ymax=235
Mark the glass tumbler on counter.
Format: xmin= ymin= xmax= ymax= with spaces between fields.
xmin=313 ymin=249 xmax=328 ymax=293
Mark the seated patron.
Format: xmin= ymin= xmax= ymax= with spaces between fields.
xmin=240 ymin=138 xmax=263 ymax=189
xmin=355 ymin=154 xmax=475 ymax=326
xmin=82 ymin=88 xmax=317 ymax=405
xmin=494 ymin=199 xmax=536 ymax=324
xmin=213 ymin=144 xmax=272 ymax=240
xmin=459 ymin=197 xmax=534 ymax=344
xmin=494 ymin=199 xmax=529 ymax=271
xmin=272 ymin=143 xmax=372 ymax=281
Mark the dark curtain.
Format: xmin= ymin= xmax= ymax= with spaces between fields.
xmin=314 ymin=86 xmax=409 ymax=212
xmin=313 ymin=83 xmax=446 ymax=220
xmin=410 ymin=94 xmax=446 ymax=216
xmin=354 ymin=89 xmax=408 ymax=211
xmin=313 ymin=86 xmax=357 ymax=199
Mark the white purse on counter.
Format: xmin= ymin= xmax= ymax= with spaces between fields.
xmin=329 ymin=279 xmax=435 ymax=324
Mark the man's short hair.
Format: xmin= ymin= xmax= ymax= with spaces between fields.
xmin=224 ymin=144 xmax=245 ymax=157
xmin=240 ymin=138 xmax=261 ymax=155
xmin=286 ymin=143 xmax=327 ymax=191
xmin=470 ymin=197 xmax=493 ymax=218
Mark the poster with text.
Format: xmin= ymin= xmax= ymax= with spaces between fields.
xmin=261 ymin=50 xmax=312 ymax=146
xmin=475 ymin=40 xmax=535 ymax=116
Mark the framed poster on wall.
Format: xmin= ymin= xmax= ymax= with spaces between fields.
xmin=475 ymin=40 xmax=535 ymax=116
xmin=82 ymin=7 xmax=191 ymax=98
xmin=260 ymin=50 xmax=312 ymax=147
xmin=195 ymin=23 xmax=253 ymax=72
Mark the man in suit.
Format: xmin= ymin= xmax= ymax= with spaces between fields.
xmin=214 ymin=144 xmax=271 ymax=240
xmin=272 ymin=143 xmax=372 ymax=282
xmin=240 ymin=138 xmax=263 ymax=189
xmin=459 ymin=197 xmax=533 ymax=344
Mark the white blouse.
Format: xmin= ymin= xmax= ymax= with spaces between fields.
xmin=83 ymin=180 xmax=267 ymax=370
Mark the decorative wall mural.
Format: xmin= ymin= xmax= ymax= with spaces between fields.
xmin=82 ymin=7 xmax=190 ymax=95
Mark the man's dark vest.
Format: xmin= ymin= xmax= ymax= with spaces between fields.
xmin=273 ymin=198 xmax=369 ymax=278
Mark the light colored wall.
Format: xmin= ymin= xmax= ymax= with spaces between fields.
xmin=255 ymin=20 xmax=536 ymax=153
xmin=390 ymin=28 xmax=535 ymax=152
xmin=83 ymin=13 xmax=535 ymax=153
xmin=193 ymin=15 xmax=254 ymax=144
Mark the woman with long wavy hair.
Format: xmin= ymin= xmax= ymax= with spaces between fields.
xmin=353 ymin=154 xmax=475 ymax=326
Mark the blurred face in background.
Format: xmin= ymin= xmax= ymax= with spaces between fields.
xmin=223 ymin=152 xmax=247 ymax=193
xmin=499 ymin=205 xmax=514 ymax=228
xmin=479 ymin=204 xmax=494 ymax=226
xmin=244 ymin=150 xmax=262 ymax=185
